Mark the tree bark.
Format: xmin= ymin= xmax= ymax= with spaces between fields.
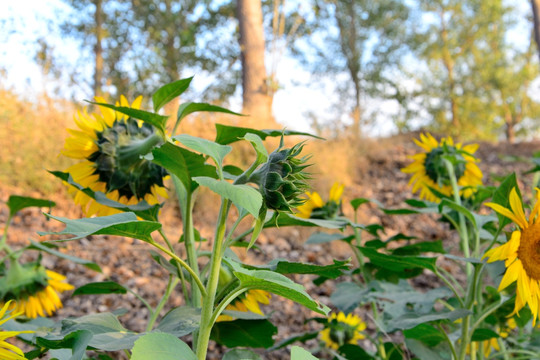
xmin=94 ymin=0 xmax=103 ymax=97
xmin=531 ymin=0 xmax=540 ymax=65
xmin=236 ymin=0 xmax=274 ymax=128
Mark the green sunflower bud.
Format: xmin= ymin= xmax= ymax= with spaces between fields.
xmin=0 ymin=261 xmax=48 ymax=300
xmin=250 ymin=139 xmax=310 ymax=213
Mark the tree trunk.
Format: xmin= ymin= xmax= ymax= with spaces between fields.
xmin=532 ymin=0 xmax=540 ymax=65
xmin=94 ymin=0 xmax=103 ymax=97
xmin=236 ymin=0 xmax=274 ymax=128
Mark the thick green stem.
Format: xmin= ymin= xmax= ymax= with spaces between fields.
xmin=458 ymin=265 xmax=481 ymax=360
xmin=146 ymin=275 xmax=179 ymax=332
xmin=209 ymin=286 xmax=247 ymax=325
xmin=443 ymin=159 xmax=472 ymax=277
xmin=196 ymin=199 xmax=230 ymax=360
xmin=172 ymin=176 xmax=201 ymax=308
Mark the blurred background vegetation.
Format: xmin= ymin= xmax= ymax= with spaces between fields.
xmin=1 ymin=0 xmax=540 ymax=195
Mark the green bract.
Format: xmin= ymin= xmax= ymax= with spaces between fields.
xmin=250 ymin=139 xmax=310 ymax=213
xmin=0 ymin=261 xmax=48 ymax=300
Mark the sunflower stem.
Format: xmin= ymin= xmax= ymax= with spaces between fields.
xmin=172 ymin=176 xmax=201 ymax=309
xmin=148 ymin=239 xmax=206 ymax=297
xmin=443 ymin=159 xmax=472 ymax=277
xmin=196 ymin=199 xmax=231 ymax=360
xmin=146 ymin=274 xmax=179 ymax=332
xmin=436 ymin=323 xmax=458 ymax=360
xmin=210 ymin=286 xmax=248 ymax=325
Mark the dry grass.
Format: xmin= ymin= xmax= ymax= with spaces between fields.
xmin=0 ymin=89 xmax=74 ymax=195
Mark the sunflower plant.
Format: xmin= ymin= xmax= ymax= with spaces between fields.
xmin=2 ymin=77 xmax=360 ymax=360
xmin=282 ymin=136 xmax=540 ymax=360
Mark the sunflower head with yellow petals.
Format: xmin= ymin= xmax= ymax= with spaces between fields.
xmin=62 ymin=95 xmax=169 ymax=217
xmin=320 ymin=311 xmax=366 ymax=350
xmin=402 ymin=133 xmax=482 ymax=202
xmin=217 ymin=290 xmax=271 ymax=322
xmin=0 ymin=301 xmax=34 ymax=360
xmin=483 ymin=187 xmax=540 ymax=326
xmin=296 ymin=182 xmax=344 ymax=219
xmin=0 ymin=261 xmax=73 ymax=319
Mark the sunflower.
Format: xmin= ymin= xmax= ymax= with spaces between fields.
xmin=469 ymin=318 xmax=515 ymax=357
xmin=296 ymin=182 xmax=344 ymax=219
xmin=402 ymin=133 xmax=482 ymax=202
xmin=217 ymin=290 xmax=271 ymax=322
xmin=1 ymin=266 xmax=74 ymax=319
xmin=483 ymin=187 xmax=540 ymax=325
xmin=0 ymin=301 xmax=33 ymax=360
xmin=320 ymin=311 xmax=366 ymax=350
xmin=62 ymin=95 xmax=168 ymax=216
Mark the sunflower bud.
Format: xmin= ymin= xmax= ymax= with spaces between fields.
xmin=250 ymin=140 xmax=310 ymax=213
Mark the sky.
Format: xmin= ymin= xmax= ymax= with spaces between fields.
xmin=0 ymin=0 xmax=535 ymax=138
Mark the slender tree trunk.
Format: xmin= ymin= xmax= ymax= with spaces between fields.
xmin=441 ymin=14 xmax=459 ymax=132
xmin=531 ymin=0 xmax=540 ymax=65
xmin=94 ymin=0 xmax=103 ymax=97
xmin=236 ymin=0 xmax=274 ymax=128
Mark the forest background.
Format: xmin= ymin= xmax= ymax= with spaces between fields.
xmin=1 ymin=0 xmax=540 ymax=194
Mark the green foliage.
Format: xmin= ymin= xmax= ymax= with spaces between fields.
xmin=211 ymin=319 xmax=277 ymax=348
xmin=131 ymin=333 xmax=196 ymax=360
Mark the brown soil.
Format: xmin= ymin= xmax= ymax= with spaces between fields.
xmin=3 ymin=134 xmax=540 ymax=359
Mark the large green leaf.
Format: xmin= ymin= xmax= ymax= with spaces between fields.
xmin=244 ymin=259 xmax=350 ymax=279
xmin=131 ymin=333 xmax=196 ymax=360
xmin=155 ymin=306 xmax=200 ymax=337
xmin=265 ymin=212 xmax=346 ymax=229
xmin=359 ymin=247 xmax=437 ymax=273
xmin=72 ymin=282 xmax=127 ymax=296
xmin=243 ymin=133 xmax=269 ymax=164
xmin=305 ymin=232 xmax=347 ymax=245
xmin=438 ymin=198 xmax=477 ymax=228
xmin=211 ymin=319 xmax=277 ymax=348
xmin=290 ymin=346 xmax=320 ymax=360
xmin=28 ymin=240 xmax=101 ymax=273
xmin=151 ymin=142 xmax=217 ymax=192
xmin=174 ymin=134 xmax=232 ymax=170
xmin=177 ymin=102 xmax=242 ymax=123
xmin=38 ymin=212 xmax=161 ymax=243
xmin=58 ymin=312 xmax=140 ymax=352
xmin=215 ymin=124 xmax=322 ymax=145
xmin=228 ymin=261 xmax=330 ymax=315
xmin=36 ymin=330 xmax=93 ymax=360
xmin=6 ymin=195 xmax=55 ymax=217
xmin=152 ymin=77 xmax=193 ymax=112
xmin=49 ymin=171 xmax=160 ymax=221
xmin=193 ymin=177 xmax=262 ymax=217
xmin=391 ymin=240 xmax=445 ymax=256
xmin=223 ymin=349 xmax=262 ymax=360
xmin=88 ymin=101 xmax=168 ymax=133
xmin=330 ymin=282 xmax=367 ymax=313
xmin=403 ymin=324 xmax=446 ymax=346
xmin=491 ymin=173 xmax=520 ymax=229
xmin=405 ymin=339 xmax=451 ymax=360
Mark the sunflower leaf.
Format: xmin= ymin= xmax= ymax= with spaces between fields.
xmin=87 ymin=101 xmax=169 ymax=133
xmin=28 ymin=240 xmax=102 ymax=273
xmin=73 ymin=281 xmax=127 ymax=296
xmin=211 ymin=319 xmax=277 ymax=349
xmin=174 ymin=134 xmax=232 ymax=170
xmin=131 ymin=333 xmax=196 ymax=360
xmin=38 ymin=212 xmax=161 ymax=243
xmin=177 ymin=102 xmax=242 ymax=124
xmin=215 ymin=124 xmax=322 ymax=145
xmin=227 ymin=260 xmax=330 ymax=315
xmin=152 ymin=77 xmax=193 ymax=112
xmin=291 ymin=346 xmax=320 ymax=360
xmin=6 ymin=195 xmax=55 ymax=217
xmin=193 ymin=177 xmax=262 ymax=217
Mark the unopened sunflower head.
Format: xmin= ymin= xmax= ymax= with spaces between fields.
xmin=0 ymin=261 xmax=73 ymax=319
xmin=0 ymin=301 xmax=34 ymax=360
xmin=251 ymin=140 xmax=311 ymax=213
xmin=402 ymin=133 xmax=482 ymax=202
xmin=62 ymin=95 xmax=168 ymax=216
xmin=296 ymin=182 xmax=344 ymax=219
xmin=320 ymin=311 xmax=366 ymax=350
